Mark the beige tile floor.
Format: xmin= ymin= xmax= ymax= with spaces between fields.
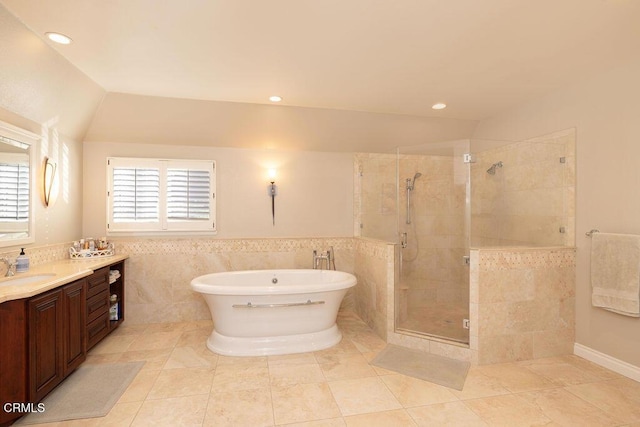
xmin=23 ymin=311 xmax=640 ymax=426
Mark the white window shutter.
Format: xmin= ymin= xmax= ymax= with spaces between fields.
xmin=0 ymin=161 xmax=29 ymax=222
xmin=107 ymin=157 xmax=216 ymax=235
xmin=112 ymin=167 xmax=160 ymax=222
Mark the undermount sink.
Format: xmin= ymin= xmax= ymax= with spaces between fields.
xmin=0 ymin=273 xmax=56 ymax=287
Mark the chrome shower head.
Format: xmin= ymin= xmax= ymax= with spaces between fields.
xmin=407 ymin=172 xmax=422 ymax=190
xmin=486 ymin=161 xmax=503 ymax=175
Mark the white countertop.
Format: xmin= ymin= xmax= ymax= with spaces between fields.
xmin=0 ymin=254 xmax=128 ymax=304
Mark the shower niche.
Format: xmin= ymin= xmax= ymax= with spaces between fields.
xmin=356 ymin=129 xmax=575 ymax=347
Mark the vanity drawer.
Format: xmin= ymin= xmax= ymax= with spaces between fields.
xmin=86 ymin=292 xmax=109 ymax=324
xmin=86 ymin=315 xmax=109 ymax=350
xmin=86 ymin=267 xmax=109 ymax=298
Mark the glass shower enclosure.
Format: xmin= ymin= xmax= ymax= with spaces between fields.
xmin=357 ymin=131 xmax=574 ymax=345
xmin=395 ymin=140 xmax=471 ymax=344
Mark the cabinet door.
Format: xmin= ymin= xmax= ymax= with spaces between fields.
xmin=0 ymin=300 xmax=28 ymax=426
xmin=28 ymin=289 xmax=64 ymax=402
xmin=62 ymin=279 xmax=86 ymax=375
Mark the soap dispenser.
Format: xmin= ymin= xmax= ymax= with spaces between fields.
xmin=16 ymin=248 xmax=29 ymax=273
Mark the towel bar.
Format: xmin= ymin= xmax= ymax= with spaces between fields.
xmin=232 ymin=300 xmax=325 ymax=309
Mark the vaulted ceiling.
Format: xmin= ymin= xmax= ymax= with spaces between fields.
xmin=4 ymin=0 xmax=640 ymax=123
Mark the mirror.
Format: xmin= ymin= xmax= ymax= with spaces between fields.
xmin=0 ymin=120 xmax=37 ymax=247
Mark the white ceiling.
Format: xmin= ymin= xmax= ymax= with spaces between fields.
xmin=2 ymin=0 xmax=640 ymax=121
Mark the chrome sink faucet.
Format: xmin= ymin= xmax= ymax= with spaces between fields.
xmin=1 ymin=257 xmax=16 ymax=277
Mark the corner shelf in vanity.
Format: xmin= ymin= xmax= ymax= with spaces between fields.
xmin=85 ymin=260 xmax=126 ymax=351
xmin=108 ymin=260 xmax=125 ymax=330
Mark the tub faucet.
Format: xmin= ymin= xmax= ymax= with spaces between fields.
xmin=1 ymin=257 xmax=15 ymax=277
xmin=313 ymin=247 xmax=336 ymax=270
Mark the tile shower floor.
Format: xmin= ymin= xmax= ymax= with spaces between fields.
xmin=25 ymin=311 xmax=640 ymax=426
xmin=396 ymin=302 xmax=469 ymax=344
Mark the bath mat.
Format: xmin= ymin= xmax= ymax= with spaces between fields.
xmin=371 ymin=345 xmax=469 ymax=390
xmin=16 ymin=361 xmax=144 ymax=425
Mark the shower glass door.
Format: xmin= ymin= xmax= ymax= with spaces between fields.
xmin=395 ymin=141 xmax=470 ymax=344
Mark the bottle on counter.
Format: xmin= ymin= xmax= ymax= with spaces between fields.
xmin=98 ymin=237 xmax=108 ymax=250
xmin=15 ymin=248 xmax=29 ymax=273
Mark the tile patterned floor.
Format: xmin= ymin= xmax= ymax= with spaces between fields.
xmin=22 ymin=312 xmax=640 ymax=426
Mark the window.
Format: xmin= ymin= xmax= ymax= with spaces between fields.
xmin=0 ymin=156 xmax=30 ymax=233
xmin=107 ymin=157 xmax=216 ymax=234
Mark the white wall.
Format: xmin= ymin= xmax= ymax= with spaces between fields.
xmin=83 ymin=142 xmax=354 ymax=238
xmin=0 ymin=5 xmax=104 ymax=248
xmin=473 ymin=58 xmax=640 ymax=367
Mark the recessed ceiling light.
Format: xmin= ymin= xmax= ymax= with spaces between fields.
xmin=432 ymin=103 xmax=447 ymax=110
xmin=45 ymin=32 xmax=72 ymax=45
xmin=269 ymin=96 xmax=282 ymax=103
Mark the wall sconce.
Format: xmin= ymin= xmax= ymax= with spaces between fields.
xmin=268 ymin=169 xmax=277 ymax=225
xmin=43 ymin=157 xmax=56 ymax=207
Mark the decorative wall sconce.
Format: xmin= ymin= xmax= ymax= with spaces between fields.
xmin=43 ymin=157 xmax=56 ymax=207
xmin=268 ymin=169 xmax=277 ymax=225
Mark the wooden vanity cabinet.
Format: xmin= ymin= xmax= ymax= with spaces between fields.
xmin=0 ymin=259 xmax=125 ymax=425
xmin=0 ymin=279 xmax=86 ymax=424
xmin=28 ymin=278 xmax=86 ymax=403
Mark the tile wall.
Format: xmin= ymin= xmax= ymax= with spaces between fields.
xmin=471 ymin=129 xmax=576 ymax=247
xmin=0 ymin=242 xmax=71 ymax=269
xmin=469 ymin=247 xmax=576 ymax=364
xmin=353 ymin=153 xmax=397 ymax=242
xmin=114 ymin=238 xmax=355 ymax=324
xmin=352 ymin=238 xmax=395 ymax=340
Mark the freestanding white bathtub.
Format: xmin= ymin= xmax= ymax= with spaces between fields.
xmin=190 ymin=269 xmax=357 ymax=356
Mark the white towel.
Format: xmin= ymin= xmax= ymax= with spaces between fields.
xmin=591 ymin=232 xmax=640 ymax=317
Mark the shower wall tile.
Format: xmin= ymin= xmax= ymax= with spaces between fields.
xmin=353 ymin=238 xmax=395 ymax=340
xmin=354 ymin=153 xmax=397 ymax=242
xmin=471 ymin=247 xmax=576 ymax=365
xmin=470 ymin=128 xmax=576 ymax=247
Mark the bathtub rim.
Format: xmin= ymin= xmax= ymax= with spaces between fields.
xmin=190 ymin=268 xmax=356 ymax=295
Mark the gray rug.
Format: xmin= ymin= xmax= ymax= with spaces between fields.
xmin=16 ymin=362 xmax=144 ymax=425
xmin=371 ymin=344 xmax=470 ymax=390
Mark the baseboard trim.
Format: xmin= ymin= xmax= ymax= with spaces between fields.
xmin=574 ymin=343 xmax=640 ymax=382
